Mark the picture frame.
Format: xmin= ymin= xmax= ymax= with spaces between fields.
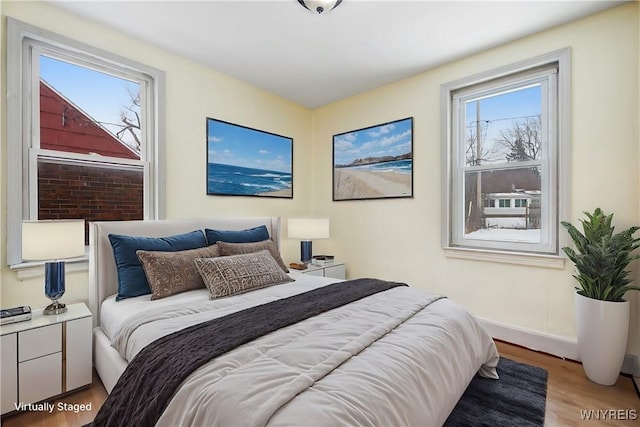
xmin=333 ymin=117 xmax=413 ymax=201
xmin=206 ymin=118 xmax=293 ymax=198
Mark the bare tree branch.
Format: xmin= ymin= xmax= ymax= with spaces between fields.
xmin=465 ymin=122 xmax=502 ymax=166
xmin=496 ymin=116 xmax=542 ymax=162
xmin=118 ymin=88 xmax=142 ymax=153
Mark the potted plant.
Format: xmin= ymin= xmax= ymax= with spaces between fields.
xmin=561 ymin=208 xmax=640 ymax=385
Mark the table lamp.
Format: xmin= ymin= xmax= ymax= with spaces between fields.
xmin=288 ymin=218 xmax=330 ymax=263
xmin=22 ymin=220 xmax=85 ymax=315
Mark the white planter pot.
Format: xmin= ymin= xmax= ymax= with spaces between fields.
xmin=575 ymin=292 xmax=630 ymax=386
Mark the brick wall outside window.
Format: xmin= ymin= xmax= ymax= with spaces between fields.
xmin=38 ymin=162 xmax=143 ymax=243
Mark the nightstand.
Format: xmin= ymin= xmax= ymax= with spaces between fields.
xmin=299 ymin=261 xmax=346 ymax=279
xmin=0 ymin=302 xmax=92 ymax=415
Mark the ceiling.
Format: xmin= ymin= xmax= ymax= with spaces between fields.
xmin=47 ymin=0 xmax=624 ymax=109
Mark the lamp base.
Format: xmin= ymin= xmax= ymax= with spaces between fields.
xmin=300 ymin=240 xmax=312 ymax=264
xmin=44 ymin=261 xmax=66 ymax=315
xmin=43 ymin=300 xmax=67 ymax=315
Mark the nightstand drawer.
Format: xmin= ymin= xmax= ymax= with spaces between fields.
xmin=1 ymin=334 xmax=17 ymax=415
xmin=18 ymin=323 xmax=61 ymax=362
xmin=324 ymin=264 xmax=346 ymax=279
xmin=66 ymin=317 xmax=93 ymax=391
xmin=299 ymin=261 xmax=346 ymax=279
xmin=304 ymin=269 xmax=325 ymax=277
xmin=19 ymin=352 xmax=62 ymax=404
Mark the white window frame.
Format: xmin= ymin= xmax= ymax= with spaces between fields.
xmin=440 ymin=49 xmax=571 ymax=267
xmin=7 ymin=18 xmax=166 ymax=266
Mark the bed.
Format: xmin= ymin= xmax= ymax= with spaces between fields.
xmin=88 ymin=217 xmax=499 ymax=426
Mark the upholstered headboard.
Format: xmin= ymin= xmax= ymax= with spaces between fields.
xmin=88 ymin=217 xmax=281 ymax=326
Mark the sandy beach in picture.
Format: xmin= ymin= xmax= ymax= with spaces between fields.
xmin=259 ymin=188 xmax=292 ymax=197
xmin=333 ymin=117 xmax=413 ymax=200
xmin=334 ymin=168 xmax=411 ymax=199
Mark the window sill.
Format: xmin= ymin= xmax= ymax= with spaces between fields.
xmin=10 ymin=256 xmax=89 ymax=281
xmin=443 ymin=247 xmax=565 ymax=269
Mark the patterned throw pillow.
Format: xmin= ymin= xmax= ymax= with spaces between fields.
xmin=217 ymin=239 xmax=289 ymax=273
xmin=136 ymin=245 xmax=220 ymax=300
xmin=195 ymin=250 xmax=293 ymax=299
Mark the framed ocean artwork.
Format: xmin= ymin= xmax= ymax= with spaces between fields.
xmin=206 ymin=118 xmax=293 ymax=198
xmin=333 ymin=117 xmax=413 ymax=201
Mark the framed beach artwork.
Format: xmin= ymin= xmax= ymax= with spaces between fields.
xmin=206 ymin=118 xmax=293 ymax=198
xmin=333 ymin=117 xmax=413 ymax=201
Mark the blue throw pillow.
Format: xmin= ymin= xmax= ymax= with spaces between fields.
xmin=204 ymin=225 xmax=270 ymax=245
xmin=109 ymin=230 xmax=207 ymax=301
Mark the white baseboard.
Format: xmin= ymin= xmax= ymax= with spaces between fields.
xmin=622 ymin=354 xmax=640 ymax=377
xmin=477 ymin=316 xmax=640 ymax=377
xmin=476 ymin=316 xmax=579 ymax=360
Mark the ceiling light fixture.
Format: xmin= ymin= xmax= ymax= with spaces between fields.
xmin=298 ymin=0 xmax=342 ymax=15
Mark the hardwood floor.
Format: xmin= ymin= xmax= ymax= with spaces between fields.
xmin=2 ymin=341 xmax=638 ymax=426
xmin=497 ymin=341 xmax=639 ymax=427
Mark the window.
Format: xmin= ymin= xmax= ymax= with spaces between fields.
xmin=7 ymin=19 xmax=166 ymax=265
xmin=514 ymin=199 xmax=528 ymax=208
xmin=498 ymin=199 xmax=512 ymax=208
xmin=441 ymin=49 xmax=570 ymax=257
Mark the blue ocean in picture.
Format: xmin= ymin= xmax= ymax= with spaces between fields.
xmin=349 ymin=159 xmax=412 ymax=174
xmin=208 ymin=163 xmax=292 ymax=196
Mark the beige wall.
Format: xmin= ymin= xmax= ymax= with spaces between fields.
xmin=0 ymin=1 xmax=313 ymax=309
xmin=1 ymin=1 xmax=639 ymax=360
xmin=312 ymin=3 xmax=640 ymax=356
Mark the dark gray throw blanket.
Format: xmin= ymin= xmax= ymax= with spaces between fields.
xmin=90 ymin=278 xmax=407 ymax=427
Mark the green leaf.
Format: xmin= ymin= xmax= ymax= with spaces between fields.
xmin=563 ymin=208 xmax=640 ymax=301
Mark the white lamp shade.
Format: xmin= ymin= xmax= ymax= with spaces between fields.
xmin=288 ymin=218 xmax=330 ymax=240
xmin=22 ymin=220 xmax=85 ymax=261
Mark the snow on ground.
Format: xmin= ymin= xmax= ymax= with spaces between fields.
xmin=465 ymin=228 xmax=541 ymax=243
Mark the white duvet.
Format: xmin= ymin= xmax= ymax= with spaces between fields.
xmin=108 ymin=274 xmax=499 ymax=426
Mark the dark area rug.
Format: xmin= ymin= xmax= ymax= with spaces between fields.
xmin=444 ymin=357 xmax=548 ymax=427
